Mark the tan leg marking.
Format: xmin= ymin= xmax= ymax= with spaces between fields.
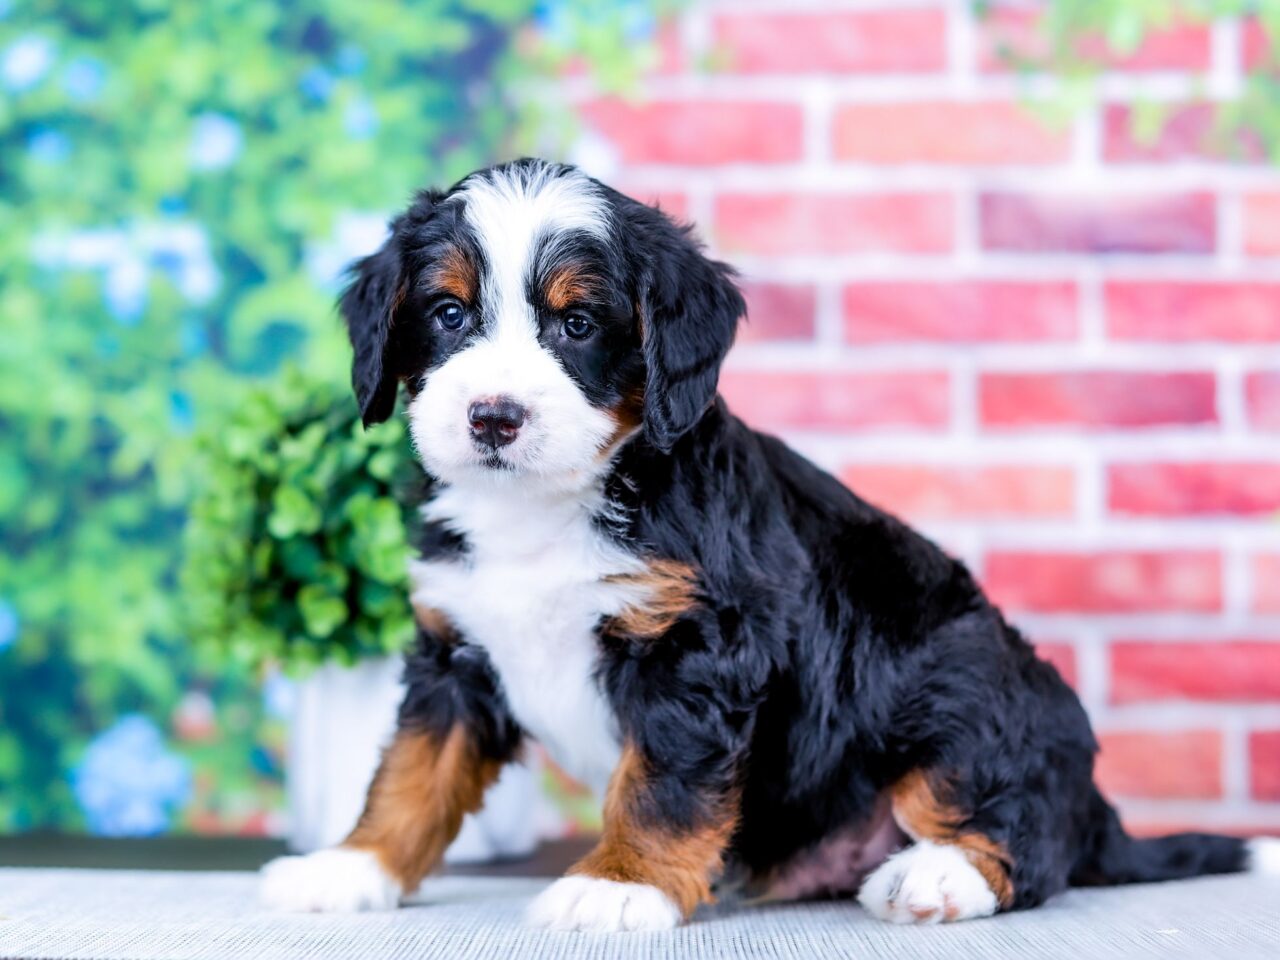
xmin=568 ymin=743 xmax=737 ymax=918
xmin=345 ymin=726 xmax=502 ymax=892
xmin=891 ymin=769 xmax=1015 ymax=910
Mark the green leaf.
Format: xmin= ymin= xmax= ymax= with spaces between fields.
xmin=267 ymin=485 xmax=322 ymax=539
xmin=297 ymin=584 xmax=348 ymax=639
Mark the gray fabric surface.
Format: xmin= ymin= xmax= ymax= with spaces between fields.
xmin=0 ymin=868 xmax=1276 ymax=960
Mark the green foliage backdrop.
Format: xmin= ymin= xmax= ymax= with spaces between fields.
xmin=0 ymin=0 xmax=664 ymax=835
xmin=985 ymin=0 xmax=1280 ymax=159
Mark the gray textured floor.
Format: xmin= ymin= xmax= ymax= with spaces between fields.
xmin=0 ymin=868 xmax=1276 ymax=960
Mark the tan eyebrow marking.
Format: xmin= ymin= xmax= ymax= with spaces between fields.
xmin=544 ymin=262 xmax=602 ymax=311
xmin=431 ymin=246 xmax=478 ymax=302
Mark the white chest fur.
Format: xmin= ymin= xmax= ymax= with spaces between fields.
xmin=408 ymin=483 xmax=643 ymax=795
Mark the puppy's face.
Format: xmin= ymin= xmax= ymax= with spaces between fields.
xmin=343 ymin=159 xmax=744 ymax=490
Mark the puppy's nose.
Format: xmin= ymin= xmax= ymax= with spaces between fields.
xmin=468 ymin=397 xmax=527 ymax=450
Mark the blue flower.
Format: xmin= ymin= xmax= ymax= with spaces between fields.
xmin=159 ymin=195 xmax=187 ymax=215
xmin=150 ymin=223 xmax=218 ymax=303
xmin=73 ymin=715 xmax=191 ymax=837
xmin=299 ymin=66 xmax=333 ymax=103
xmin=104 ymin=256 xmax=147 ymax=323
xmin=343 ymin=97 xmax=378 ymax=139
xmin=2 ymin=35 xmax=52 ymax=91
xmin=0 ymin=600 xmax=18 ymax=651
xmin=336 ymin=44 xmax=366 ymax=75
xmin=534 ymin=0 xmax=573 ymax=43
xmin=63 ymin=57 xmax=105 ymax=101
xmin=27 ymin=127 xmax=70 ymax=163
xmin=189 ymin=113 xmax=242 ymax=171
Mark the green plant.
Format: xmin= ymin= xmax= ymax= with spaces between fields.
xmin=182 ymin=370 xmax=420 ymax=672
xmin=983 ymin=0 xmax=1280 ymax=161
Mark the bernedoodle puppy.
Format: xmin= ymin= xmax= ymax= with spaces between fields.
xmin=261 ymin=158 xmax=1279 ymax=932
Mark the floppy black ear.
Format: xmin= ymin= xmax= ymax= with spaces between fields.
xmin=635 ymin=211 xmax=745 ymax=453
xmin=341 ymin=220 xmax=407 ymax=426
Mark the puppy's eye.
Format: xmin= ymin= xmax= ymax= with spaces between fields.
xmin=433 ymin=302 xmax=466 ymax=331
xmin=561 ymin=315 xmax=595 ymax=341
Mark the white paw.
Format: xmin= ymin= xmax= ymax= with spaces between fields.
xmin=260 ymin=847 xmax=402 ymax=912
xmin=858 ymin=841 xmax=998 ymax=925
xmin=1247 ymin=837 xmax=1280 ymax=875
xmin=526 ymin=876 xmax=681 ymax=932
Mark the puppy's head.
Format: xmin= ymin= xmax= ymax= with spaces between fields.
xmin=342 ymin=159 xmax=743 ymax=490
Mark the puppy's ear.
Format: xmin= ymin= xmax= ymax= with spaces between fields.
xmin=340 ymin=191 xmax=441 ymax=426
xmin=341 ymin=219 xmax=408 ymax=426
xmin=634 ymin=207 xmax=745 ymax=453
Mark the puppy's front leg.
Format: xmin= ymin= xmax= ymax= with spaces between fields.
xmin=261 ymin=631 xmax=521 ymax=911
xmin=528 ymin=742 xmax=738 ymax=932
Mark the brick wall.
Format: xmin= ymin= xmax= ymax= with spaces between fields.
xmin=569 ymin=0 xmax=1280 ymax=835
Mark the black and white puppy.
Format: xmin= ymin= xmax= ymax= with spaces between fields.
xmin=262 ymin=158 xmax=1279 ymax=931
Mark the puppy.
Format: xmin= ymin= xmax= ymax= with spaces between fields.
xmin=262 ymin=158 xmax=1279 ymax=931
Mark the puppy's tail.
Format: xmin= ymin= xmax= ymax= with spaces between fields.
xmin=1070 ymin=785 xmax=1279 ymax=886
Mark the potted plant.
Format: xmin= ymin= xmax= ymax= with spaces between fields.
xmin=181 ymin=368 xmax=540 ymax=861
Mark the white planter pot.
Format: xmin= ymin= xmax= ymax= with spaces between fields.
xmin=285 ymin=656 xmax=541 ymax=863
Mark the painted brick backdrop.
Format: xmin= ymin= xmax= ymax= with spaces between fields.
xmin=570 ymin=0 xmax=1280 ymax=836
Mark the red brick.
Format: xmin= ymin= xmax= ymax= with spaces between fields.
xmin=1244 ymin=17 xmax=1276 ymax=73
xmin=980 ymin=192 xmax=1216 ymax=254
xmin=580 ymin=99 xmax=803 ymax=166
xmin=983 ymin=550 xmax=1222 ymax=614
xmin=1106 ymin=281 xmax=1280 ymax=342
xmin=1247 ymin=371 xmax=1280 ymax=431
xmin=1095 ymin=731 xmax=1222 ymax=800
xmin=1244 ymin=192 xmax=1280 ymax=256
xmin=1104 ymin=104 xmax=1265 ymax=164
xmin=1109 ymin=462 xmax=1280 ymax=516
xmin=1037 ymin=642 xmax=1079 ymax=689
xmin=718 ymin=370 xmax=950 ymax=432
xmin=737 ymin=282 xmax=816 ymax=343
xmin=716 ymin=193 xmax=954 ymax=256
xmin=713 ymin=9 xmax=947 ymax=75
xmin=1111 ymin=641 xmax=1280 ymax=703
xmin=979 ymin=7 xmax=1212 ymax=73
xmin=979 ymin=372 xmax=1218 ymax=430
xmin=833 ymin=101 xmax=1070 ymax=165
xmin=1251 ymin=731 xmax=1280 ymax=802
xmin=1253 ymin=554 xmax=1280 ymax=614
xmin=844 ymin=281 xmax=1078 ymax=343
xmin=841 ymin=464 xmax=1075 ymax=520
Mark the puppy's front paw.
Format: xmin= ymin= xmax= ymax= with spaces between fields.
xmin=858 ymin=841 xmax=998 ymax=924
xmin=526 ymin=875 xmax=681 ymax=932
xmin=260 ymin=847 xmax=402 ymax=912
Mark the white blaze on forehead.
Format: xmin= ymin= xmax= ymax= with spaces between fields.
xmin=410 ymin=163 xmax=618 ymax=489
xmin=451 ymin=163 xmax=610 ymax=341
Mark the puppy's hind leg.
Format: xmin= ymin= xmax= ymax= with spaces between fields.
xmin=858 ymin=771 xmax=1013 ymax=924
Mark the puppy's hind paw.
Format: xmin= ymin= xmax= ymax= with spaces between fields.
xmin=858 ymin=841 xmax=998 ymax=925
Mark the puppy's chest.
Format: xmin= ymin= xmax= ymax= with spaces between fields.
xmin=409 ymin=489 xmax=640 ymax=794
